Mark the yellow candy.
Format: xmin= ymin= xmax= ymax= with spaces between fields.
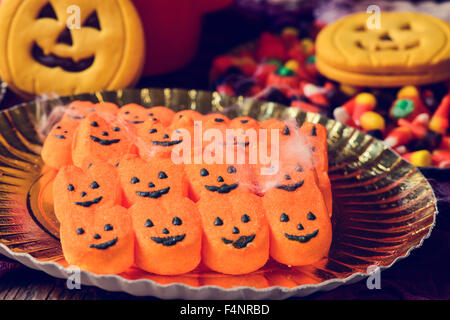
xmin=360 ymin=111 xmax=385 ymax=131
xmin=398 ymin=86 xmax=419 ymax=99
xmin=301 ymin=38 xmax=314 ymax=54
xmin=284 ymin=59 xmax=299 ymax=72
xmin=410 ymin=150 xmax=432 ymax=167
xmin=355 ymin=92 xmax=376 ymax=107
xmin=282 ymin=27 xmax=299 ymax=38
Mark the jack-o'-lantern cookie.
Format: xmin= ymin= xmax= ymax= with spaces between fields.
xmin=316 ymin=12 xmax=450 ymax=87
xmin=0 ymin=0 xmax=145 ymax=97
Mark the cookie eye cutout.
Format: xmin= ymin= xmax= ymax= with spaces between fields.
xmin=399 ymin=23 xmax=411 ymax=31
xmin=214 ymin=217 xmax=223 ymax=226
xmin=354 ymin=25 xmax=365 ymax=32
xmin=83 ymin=11 xmax=101 ymax=30
xmin=37 ymin=3 xmax=57 ymax=19
xmin=172 ymin=217 xmax=182 ymax=226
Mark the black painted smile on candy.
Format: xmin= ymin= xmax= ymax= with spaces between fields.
xmin=136 ymin=187 xmax=170 ymax=199
xmin=275 ymin=180 xmax=304 ymax=192
xmin=89 ymin=237 xmax=118 ymax=250
xmin=90 ymin=135 xmax=121 ymax=146
xmin=204 ymin=183 xmax=239 ymax=194
xmin=32 ymin=43 xmax=95 ymax=72
xmin=54 ymin=134 xmax=66 ymax=139
xmin=151 ymin=140 xmax=183 ymax=147
xmin=126 ymin=120 xmax=145 ymax=124
xmin=284 ymin=229 xmax=319 ymax=243
xmin=75 ymin=196 xmax=103 ymax=207
xmin=151 ymin=234 xmax=185 ymax=246
xmin=221 ymin=234 xmax=255 ymax=249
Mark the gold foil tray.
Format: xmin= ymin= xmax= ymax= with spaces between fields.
xmin=0 ymin=88 xmax=438 ymax=299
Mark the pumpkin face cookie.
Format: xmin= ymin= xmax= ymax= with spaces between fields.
xmin=0 ymin=0 xmax=145 ymax=96
xmin=316 ymin=12 xmax=450 ymax=87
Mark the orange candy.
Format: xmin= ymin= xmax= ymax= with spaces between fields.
xmin=130 ymin=198 xmax=202 ymax=275
xmin=117 ymin=103 xmax=151 ymax=126
xmin=72 ymin=113 xmax=136 ymax=169
xmin=61 ymin=101 xmax=96 ymax=122
xmin=41 ymin=120 xmax=79 ymax=169
xmin=60 ymin=205 xmax=134 ymax=275
xmin=263 ymin=170 xmax=332 ymax=266
xmin=147 ymin=106 xmax=176 ymax=126
xmin=197 ymin=192 xmax=269 ymax=275
xmin=117 ymin=154 xmax=188 ymax=207
xmin=53 ymin=162 xmax=122 ymax=222
xmin=298 ymin=122 xmax=332 ymax=217
xmin=136 ymin=118 xmax=187 ymax=160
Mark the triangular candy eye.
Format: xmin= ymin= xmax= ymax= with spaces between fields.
xmin=37 ymin=3 xmax=57 ymax=19
xmin=83 ymin=11 xmax=101 ymax=30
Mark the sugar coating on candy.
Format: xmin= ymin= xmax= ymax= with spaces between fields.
xmin=53 ymin=161 xmax=122 ymax=222
xmin=60 ymin=205 xmax=134 ymax=275
xmin=197 ymin=192 xmax=269 ymax=275
xmin=41 ymin=120 xmax=79 ymax=169
xmin=117 ymin=103 xmax=150 ymax=125
xmin=130 ymin=198 xmax=202 ymax=275
xmin=117 ymin=154 xmax=188 ymax=207
xmin=263 ymin=186 xmax=332 ymax=267
xmin=72 ymin=113 xmax=136 ymax=169
xmin=147 ymin=106 xmax=175 ymax=126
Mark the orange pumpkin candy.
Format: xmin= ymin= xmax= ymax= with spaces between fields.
xmin=41 ymin=120 xmax=79 ymax=169
xmin=72 ymin=113 xmax=136 ymax=169
xmin=117 ymin=154 xmax=188 ymax=207
xmin=197 ymin=192 xmax=269 ymax=275
xmin=130 ymin=198 xmax=202 ymax=275
xmin=60 ymin=205 xmax=134 ymax=275
xmin=299 ymin=122 xmax=332 ymax=217
xmin=147 ymin=106 xmax=175 ymax=126
xmin=263 ymin=170 xmax=332 ymax=266
xmin=53 ymin=161 xmax=122 ymax=222
xmin=117 ymin=103 xmax=151 ymax=126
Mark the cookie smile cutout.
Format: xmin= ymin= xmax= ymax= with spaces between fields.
xmin=284 ymin=229 xmax=319 ymax=243
xmin=221 ymin=234 xmax=256 ymax=249
xmin=32 ymin=42 xmax=95 ymax=72
xmin=89 ymin=237 xmax=118 ymax=250
xmin=150 ymin=234 xmax=186 ymax=246
xmin=75 ymin=196 xmax=103 ymax=207
xmin=136 ymin=187 xmax=170 ymax=199
xmin=90 ymin=135 xmax=121 ymax=146
xmin=204 ymin=183 xmax=239 ymax=194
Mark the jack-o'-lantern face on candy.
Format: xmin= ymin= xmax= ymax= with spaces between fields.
xmin=0 ymin=0 xmax=145 ymax=96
